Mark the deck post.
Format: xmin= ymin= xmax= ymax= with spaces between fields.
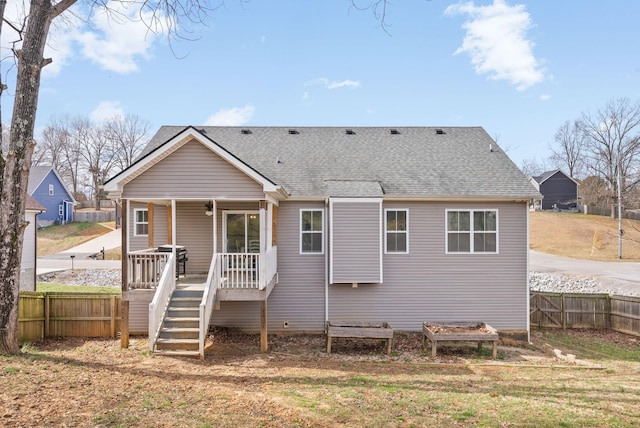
xmin=260 ymin=300 xmax=268 ymax=352
xmin=121 ymin=300 xmax=129 ymax=348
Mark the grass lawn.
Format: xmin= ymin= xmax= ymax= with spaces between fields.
xmin=36 ymin=283 xmax=120 ymax=294
xmin=37 ymin=221 xmax=115 ymax=256
xmin=530 ymin=211 xmax=640 ymax=261
xmin=2 ymin=330 xmax=639 ymax=427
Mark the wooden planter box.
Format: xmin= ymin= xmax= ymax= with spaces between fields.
xmin=326 ymin=321 xmax=394 ymax=355
xmin=422 ymin=321 xmax=499 ymax=359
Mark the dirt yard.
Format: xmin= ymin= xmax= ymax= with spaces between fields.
xmin=2 ymin=329 xmax=639 ymax=427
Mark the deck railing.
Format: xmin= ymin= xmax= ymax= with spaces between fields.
xmin=218 ymin=246 xmax=277 ymax=290
xmin=127 ymin=250 xmax=169 ymax=290
xmin=199 ymin=254 xmax=220 ymax=358
xmin=148 ymin=254 xmax=176 ymax=351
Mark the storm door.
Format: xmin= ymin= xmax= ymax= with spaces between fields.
xmin=224 ymin=211 xmax=260 ymax=253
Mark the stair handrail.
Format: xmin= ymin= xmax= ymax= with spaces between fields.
xmin=199 ymin=253 xmax=220 ymax=359
xmin=148 ymin=253 xmax=176 ymax=352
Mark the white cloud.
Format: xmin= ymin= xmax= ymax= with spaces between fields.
xmin=75 ymin=3 xmax=168 ymax=73
xmin=204 ymin=105 xmax=255 ymax=126
xmin=305 ymin=77 xmax=361 ymax=89
xmin=539 ymin=94 xmax=551 ymax=101
xmin=90 ymin=101 xmax=125 ymax=123
xmin=445 ymin=0 xmax=545 ymax=90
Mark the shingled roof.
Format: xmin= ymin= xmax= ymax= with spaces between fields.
xmin=130 ymin=126 xmax=539 ymax=200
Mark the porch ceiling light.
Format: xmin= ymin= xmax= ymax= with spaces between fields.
xmin=205 ymin=201 xmax=214 ymax=217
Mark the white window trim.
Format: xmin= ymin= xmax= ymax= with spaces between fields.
xmin=384 ymin=208 xmax=409 ymax=254
xmin=299 ymin=208 xmax=324 ymax=255
xmin=133 ymin=208 xmax=149 ymax=237
xmin=58 ymin=204 xmax=64 ymax=218
xmin=445 ymin=209 xmax=499 ymax=254
xmin=48 ymin=184 xmax=54 ymax=196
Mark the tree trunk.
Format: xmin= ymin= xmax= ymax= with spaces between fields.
xmin=0 ymin=0 xmax=54 ymax=354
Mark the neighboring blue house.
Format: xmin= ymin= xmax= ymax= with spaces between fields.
xmin=28 ymin=166 xmax=76 ymax=226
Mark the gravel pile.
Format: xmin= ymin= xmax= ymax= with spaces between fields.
xmin=530 ymin=272 xmax=638 ymax=296
xmin=38 ymin=269 xmax=121 ymax=288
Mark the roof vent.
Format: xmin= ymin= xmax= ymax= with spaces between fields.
xmin=435 ymin=129 xmax=445 ymax=135
xmin=288 ymin=129 xmax=299 ymax=135
xmin=390 ymin=129 xmax=400 ymax=135
xmin=241 ymin=129 xmax=251 ymax=135
xmin=345 ymin=129 xmax=355 ymax=135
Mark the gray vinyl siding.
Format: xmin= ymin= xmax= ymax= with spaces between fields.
xmin=211 ymin=201 xmax=326 ymax=332
xmin=152 ymin=204 xmax=169 ymax=247
xmin=129 ymin=202 xmax=150 ymax=251
xmin=330 ymin=199 xmax=382 ymax=284
xmin=129 ymin=291 xmax=155 ymax=334
xmin=328 ymin=201 xmax=529 ymax=331
xmin=176 ymin=202 xmax=214 ymax=273
xmin=122 ymin=139 xmax=264 ymax=199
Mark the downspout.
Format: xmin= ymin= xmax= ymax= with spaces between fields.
xmin=324 ymin=198 xmax=329 ymax=326
xmin=526 ymin=202 xmax=531 ymax=343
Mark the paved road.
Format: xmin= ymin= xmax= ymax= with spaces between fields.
xmin=37 ymin=228 xmax=122 ymax=274
xmin=531 ymin=250 xmax=640 ymax=294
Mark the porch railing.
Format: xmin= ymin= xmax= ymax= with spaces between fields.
xmin=199 ymin=254 xmax=220 ymax=358
xmin=127 ymin=250 xmax=170 ymax=290
xmin=218 ymin=246 xmax=277 ymax=290
xmin=148 ymin=253 xmax=176 ymax=351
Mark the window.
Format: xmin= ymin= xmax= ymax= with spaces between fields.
xmin=134 ymin=209 xmax=149 ymax=236
xmin=385 ymin=209 xmax=408 ymax=253
xmin=58 ymin=204 xmax=64 ymax=218
xmin=300 ymin=209 xmax=323 ymax=254
xmin=447 ymin=210 xmax=497 ymax=253
xmin=49 ymin=184 xmax=54 ymax=196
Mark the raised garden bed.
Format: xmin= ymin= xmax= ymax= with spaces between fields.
xmin=326 ymin=321 xmax=394 ymax=355
xmin=422 ymin=321 xmax=499 ymax=358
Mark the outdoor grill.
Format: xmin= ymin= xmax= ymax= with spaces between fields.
xmin=157 ymin=245 xmax=188 ymax=277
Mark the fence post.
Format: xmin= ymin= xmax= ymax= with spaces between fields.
xmin=562 ymin=294 xmax=566 ymax=330
xmin=110 ymin=295 xmax=116 ymax=338
xmin=44 ymin=294 xmax=50 ymax=338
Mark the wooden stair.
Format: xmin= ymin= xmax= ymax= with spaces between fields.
xmin=154 ymin=284 xmax=204 ymax=357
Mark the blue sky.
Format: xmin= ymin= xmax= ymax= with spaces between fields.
xmin=3 ymin=1 xmax=640 ymax=168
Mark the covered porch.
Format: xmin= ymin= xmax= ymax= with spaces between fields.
xmin=120 ymin=197 xmax=279 ymax=357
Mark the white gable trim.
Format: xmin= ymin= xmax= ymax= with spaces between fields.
xmin=103 ymin=127 xmax=285 ymax=197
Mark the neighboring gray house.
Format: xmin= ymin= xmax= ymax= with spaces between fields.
xmin=104 ymin=126 xmax=541 ymax=357
xmin=530 ymin=170 xmax=579 ymax=210
xmin=21 ymin=194 xmax=46 ymax=291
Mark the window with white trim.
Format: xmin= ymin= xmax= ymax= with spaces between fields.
xmin=58 ymin=204 xmax=64 ymax=218
xmin=134 ymin=209 xmax=149 ymax=237
xmin=385 ymin=209 xmax=408 ymax=253
xmin=300 ymin=209 xmax=323 ymax=254
xmin=49 ymin=184 xmax=54 ymax=196
xmin=446 ymin=210 xmax=497 ymax=253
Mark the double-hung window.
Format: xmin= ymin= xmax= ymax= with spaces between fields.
xmin=300 ymin=209 xmax=323 ymax=254
xmin=134 ymin=209 xmax=149 ymax=237
xmin=49 ymin=184 xmax=54 ymax=196
xmin=385 ymin=209 xmax=408 ymax=253
xmin=446 ymin=210 xmax=497 ymax=253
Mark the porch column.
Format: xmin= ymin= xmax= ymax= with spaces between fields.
xmin=120 ymin=199 xmax=129 ymax=348
xmin=171 ymin=199 xmax=177 ymax=257
xmin=260 ymin=300 xmax=268 ymax=352
xmin=212 ymin=200 xmax=217 ymax=254
xmin=259 ymin=201 xmax=267 ymax=253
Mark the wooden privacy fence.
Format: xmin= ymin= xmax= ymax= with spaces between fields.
xmin=19 ymin=292 xmax=121 ymax=343
xmin=530 ymin=292 xmax=640 ymax=336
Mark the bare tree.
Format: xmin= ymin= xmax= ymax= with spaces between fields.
xmin=0 ymin=0 xmax=218 ymax=355
xmin=77 ymin=120 xmax=117 ymax=210
xmin=581 ymin=98 xmax=640 ymax=208
xmin=520 ymin=157 xmax=547 ymax=178
xmin=104 ymin=114 xmax=151 ymax=171
xmin=550 ymin=119 xmax=585 ymax=178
